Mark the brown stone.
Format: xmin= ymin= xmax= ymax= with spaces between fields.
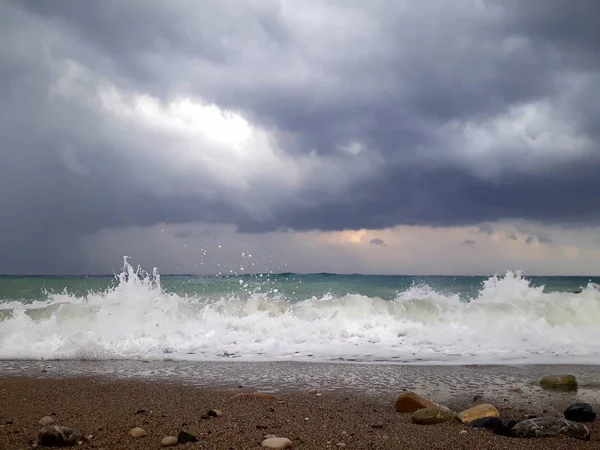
xmin=395 ymin=392 xmax=440 ymax=413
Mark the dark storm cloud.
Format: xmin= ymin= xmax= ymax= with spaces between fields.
xmin=369 ymin=238 xmax=385 ymax=247
xmin=1 ymin=0 xmax=600 ymax=272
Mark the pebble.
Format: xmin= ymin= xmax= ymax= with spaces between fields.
xmin=336 ymin=443 xmax=347 ymax=447
xmin=564 ymin=402 xmax=597 ymax=422
xmin=261 ymin=437 xmax=293 ymax=448
xmin=469 ymin=417 xmax=514 ymax=436
xmin=39 ymin=416 xmax=55 ymax=426
xmin=129 ymin=427 xmax=147 ymax=438
xmin=178 ymin=430 xmax=198 ymax=443
xmin=458 ymin=404 xmax=499 ymax=424
xmin=411 ymin=407 xmax=456 ymax=425
xmin=512 ymin=417 xmax=590 ymax=440
xmin=208 ymin=409 xmax=223 ymax=417
xmin=539 ymin=374 xmax=578 ymax=390
xmin=38 ymin=425 xmax=82 ymax=447
xmin=161 ymin=435 xmax=178 ymax=446
xmin=395 ymin=392 xmax=440 ymax=413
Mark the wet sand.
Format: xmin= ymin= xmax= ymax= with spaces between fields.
xmin=2 ymin=363 xmax=600 ymax=449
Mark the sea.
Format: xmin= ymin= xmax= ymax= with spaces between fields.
xmin=1 ymin=259 xmax=600 ymax=366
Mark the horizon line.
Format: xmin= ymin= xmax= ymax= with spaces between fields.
xmin=0 ymin=272 xmax=598 ymax=278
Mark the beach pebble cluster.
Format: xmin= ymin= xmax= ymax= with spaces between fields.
xmin=29 ymin=374 xmax=597 ymax=448
xmin=395 ymin=373 xmax=596 ymax=441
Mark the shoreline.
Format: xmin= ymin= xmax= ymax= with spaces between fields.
xmin=2 ymin=364 xmax=600 ymax=449
xmin=2 ymin=360 xmax=600 ymax=404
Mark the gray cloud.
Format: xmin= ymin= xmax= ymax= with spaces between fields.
xmin=506 ymin=232 xmax=518 ymax=240
xmin=369 ymin=238 xmax=386 ymax=247
xmin=1 ymin=0 xmax=600 ymax=272
xmin=462 ymin=240 xmax=477 ymax=246
xmin=476 ymin=225 xmax=495 ymax=236
xmin=526 ymin=234 xmax=553 ymax=244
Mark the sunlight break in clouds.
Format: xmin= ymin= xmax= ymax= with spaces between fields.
xmin=55 ymin=62 xmax=380 ymax=204
xmin=81 ymin=221 xmax=600 ymax=276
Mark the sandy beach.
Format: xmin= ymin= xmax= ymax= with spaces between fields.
xmin=2 ymin=363 xmax=600 ymax=449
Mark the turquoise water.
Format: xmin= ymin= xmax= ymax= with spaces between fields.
xmin=0 ymin=273 xmax=596 ymax=303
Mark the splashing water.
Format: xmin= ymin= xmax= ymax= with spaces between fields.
xmin=1 ymin=259 xmax=600 ymax=364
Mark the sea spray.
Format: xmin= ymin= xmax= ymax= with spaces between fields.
xmin=1 ymin=260 xmax=600 ymax=363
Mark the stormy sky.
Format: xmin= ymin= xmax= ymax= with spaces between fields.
xmin=1 ymin=0 xmax=600 ymax=275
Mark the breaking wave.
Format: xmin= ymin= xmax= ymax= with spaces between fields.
xmin=1 ymin=259 xmax=600 ymax=364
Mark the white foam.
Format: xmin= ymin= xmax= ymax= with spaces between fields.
xmin=1 ymin=261 xmax=600 ymax=363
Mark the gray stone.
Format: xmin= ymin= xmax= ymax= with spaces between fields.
xmin=564 ymin=402 xmax=596 ymax=422
xmin=511 ymin=417 xmax=590 ymax=440
xmin=38 ymin=426 xmax=82 ymax=447
xmin=38 ymin=416 xmax=55 ymax=426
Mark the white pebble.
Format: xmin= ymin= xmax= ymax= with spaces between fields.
xmin=261 ymin=437 xmax=293 ymax=449
xmin=129 ymin=427 xmax=147 ymax=438
xmin=161 ymin=435 xmax=178 ymax=446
